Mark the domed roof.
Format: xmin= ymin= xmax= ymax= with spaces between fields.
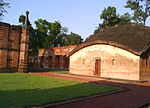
xmin=69 ymin=24 xmax=150 ymax=56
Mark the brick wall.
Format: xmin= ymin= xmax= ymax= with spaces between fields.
xmin=0 ymin=22 xmax=29 ymax=73
xmin=28 ymin=45 xmax=77 ymax=70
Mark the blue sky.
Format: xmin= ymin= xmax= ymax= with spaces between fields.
xmin=3 ymin=0 xmax=150 ymax=39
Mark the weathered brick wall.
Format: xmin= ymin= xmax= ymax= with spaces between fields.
xmin=70 ymin=44 xmax=140 ymax=81
xmin=29 ymin=45 xmax=77 ymax=70
xmin=0 ymin=22 xmax=29 ymax=73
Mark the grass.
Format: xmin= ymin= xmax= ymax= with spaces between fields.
xmin=48 ymin=70 xmax=69 ymax=74
xmin=28 ymin=67 xmax=69 ymax=74
xmin=0 ymin=73 xmax=120 ymax=107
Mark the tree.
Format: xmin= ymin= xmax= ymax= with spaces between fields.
xmin=34 ymin=19 xmax=62 ymax=48
xmin=19 ymin=14 xmax=38 ymax=56
xmin=19 ymin=17 xmax=83 ymax=55
xmin=100 ymin=6 xmax=120 ymax=28
xmin=0 ymin=0 xmax=9 ymax=20
xmin=125 ymin=0 xmax=150 ymax=25
xmin=63 ymin=32 xmax=83 ymax=45
xmin=94 ymin=6 xmax=132 ymax=34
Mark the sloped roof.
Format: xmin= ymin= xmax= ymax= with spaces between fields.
xmin=69 ymin=24 xmax=150 ymax=56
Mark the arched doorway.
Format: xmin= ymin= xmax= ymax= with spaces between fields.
xmin=40 ymin=56 xmax=44 ymax=68
xmin=63 ymin=56 xmax=69 ymax=69
xmin=55 ymin=55 xmax=60 ymax=69
xmin=48 ymin=56 xmax=52 ymax=68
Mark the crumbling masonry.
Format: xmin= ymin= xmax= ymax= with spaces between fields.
xmin=0 ymin=22 xmax=29 ymax=73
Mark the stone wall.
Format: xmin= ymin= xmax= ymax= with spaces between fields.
xmin=70 ymin=44 xmax=140 ymax=81
xmin=0 ymin=22 xmax=29 ymax=73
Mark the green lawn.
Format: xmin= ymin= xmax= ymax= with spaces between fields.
xmin=49 ymin=70 xmax=69 ymax=74
xmin=0 ymin=73 xmax=120 ymax=107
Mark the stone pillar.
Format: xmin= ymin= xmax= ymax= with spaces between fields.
xmin=18 ymin=27 xmax=29 ymax=73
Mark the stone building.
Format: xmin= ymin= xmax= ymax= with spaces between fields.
xmin=31 ymin=45 xmax=77 ymax=70
xmin=0 ymin=22 xmax=29 ymax=73
xmin=69 ymin=24 xmax=150 ymax=81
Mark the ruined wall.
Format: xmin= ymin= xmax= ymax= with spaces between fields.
xmin=0 ymin=22 xmax=29 ymax=73
xmin=33 ymin=45 xmax=77 ymax=70
xmin=70 ymin=44 xmax=140 ymax=81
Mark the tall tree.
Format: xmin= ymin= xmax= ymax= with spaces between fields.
xmin=34 ymin=19 xmax=62 ymax=48
xmin=125 ymin=0 xmax=150 ymax=25
xmin=0 ymin=0 xmax=9 ymax=20
xmin=63 ymin=32 xmax=83 ymax=45
xmin=94 ymin=6 xmax=132 ymax=34
xmin=100 ymin=6 xmax=120 ymax=28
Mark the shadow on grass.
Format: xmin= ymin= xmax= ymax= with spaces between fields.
xmin=28 ymin=67 xmax=68 ymax=74
xmin=0 ymin=83 xmax=118 ymax=108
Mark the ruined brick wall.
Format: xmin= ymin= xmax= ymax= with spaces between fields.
xmin=32 ymin=45 xmax=77 ymax=70
xmin=70 ymin=44 xmax=140 ymax=81
xmin=0 ymin=22 xmax=29 ymax=73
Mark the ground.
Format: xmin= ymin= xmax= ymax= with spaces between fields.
xmin=0 ymin=73 xmax=119 ymax=107
xmin=31 ymin=72 xmax=150 ymax=108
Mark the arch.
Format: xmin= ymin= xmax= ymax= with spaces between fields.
xmin=61 ymin=55 xmax=69 ymax=69
xmin=68 ymin=40 xmax=140 ymax=57
xmin=55 ymin=55 xmax=60 ymax=68
xmin=48 ymin=56 xmax=52 ymax=68
xmin=40 ymin=56 xmax=44 ymax=68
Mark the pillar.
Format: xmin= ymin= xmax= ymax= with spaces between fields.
xmin=18 ymin=27 xmax=29 ymax=72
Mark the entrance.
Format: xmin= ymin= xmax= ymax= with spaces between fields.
xmin=95 ymin=59 xmax=101 ymax=75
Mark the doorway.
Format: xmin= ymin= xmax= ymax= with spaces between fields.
xmin=95 ymin=59 xmax=101 ymax=76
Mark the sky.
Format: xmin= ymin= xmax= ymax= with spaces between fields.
xmin=3 ymin=0 xmax=150 ymax=40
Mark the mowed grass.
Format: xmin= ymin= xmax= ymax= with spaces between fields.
xmin=0 ymin=73 xmax=120 ymax=107
xmin=49 ymin=70 xmax=69 ymax=74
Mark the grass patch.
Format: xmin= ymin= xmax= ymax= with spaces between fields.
xmin=0 ymin=73 xmax=120 ymax=107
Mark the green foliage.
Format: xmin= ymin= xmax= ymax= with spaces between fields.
xmin=94 ymin=6 xmax=132 ymax=34
xmin=0 ymin=0 xmax=9 ymax=20
xmin=100 ymin=6 xmax=119 ymax=28
xmin=34 ymin=19 xmax=62 ymax=48
xmin=18 ymin=15 xmax=83 ymax=56
xmin=63 ymin=32 xmax=83 ymax=45
xmin=0 ymin=73 xmax=120 ymax=107
xmin=125 ymin=0 xmax=150 ymax=25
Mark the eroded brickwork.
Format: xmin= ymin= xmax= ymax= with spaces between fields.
xmin=0 ymin=22 xmax=29 ymax=73
xmin=29 ymin=45 xmax=77 ymax=70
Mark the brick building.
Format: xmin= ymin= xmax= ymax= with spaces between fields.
xmin=69 ymin=24 xmax=150 ymax=81
xmin=0 ymin=22 xmax=29 ymax=73
xmin=29 ymin=45 xmax=77 ymax=70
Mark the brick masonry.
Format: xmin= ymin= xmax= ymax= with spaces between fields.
xmin=29 ymin=45 xmax=77 ymax=70
xmin=0 ymin=22 xmax=29 ymax=73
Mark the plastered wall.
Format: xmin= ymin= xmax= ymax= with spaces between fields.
xmin=70 ymin=44 xmax=140 ymax=80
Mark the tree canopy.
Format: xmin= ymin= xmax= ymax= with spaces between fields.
xmin=18 ymin=16 xmax=83 ymax=56
xmin=94 ymin=6 xmax=132 ymax=34
xmin=125 ymin=0 xmax=150 ymax=25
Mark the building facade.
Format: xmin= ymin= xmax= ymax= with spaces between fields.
xmin=69 ymin=24 xmax=150 ymax=81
